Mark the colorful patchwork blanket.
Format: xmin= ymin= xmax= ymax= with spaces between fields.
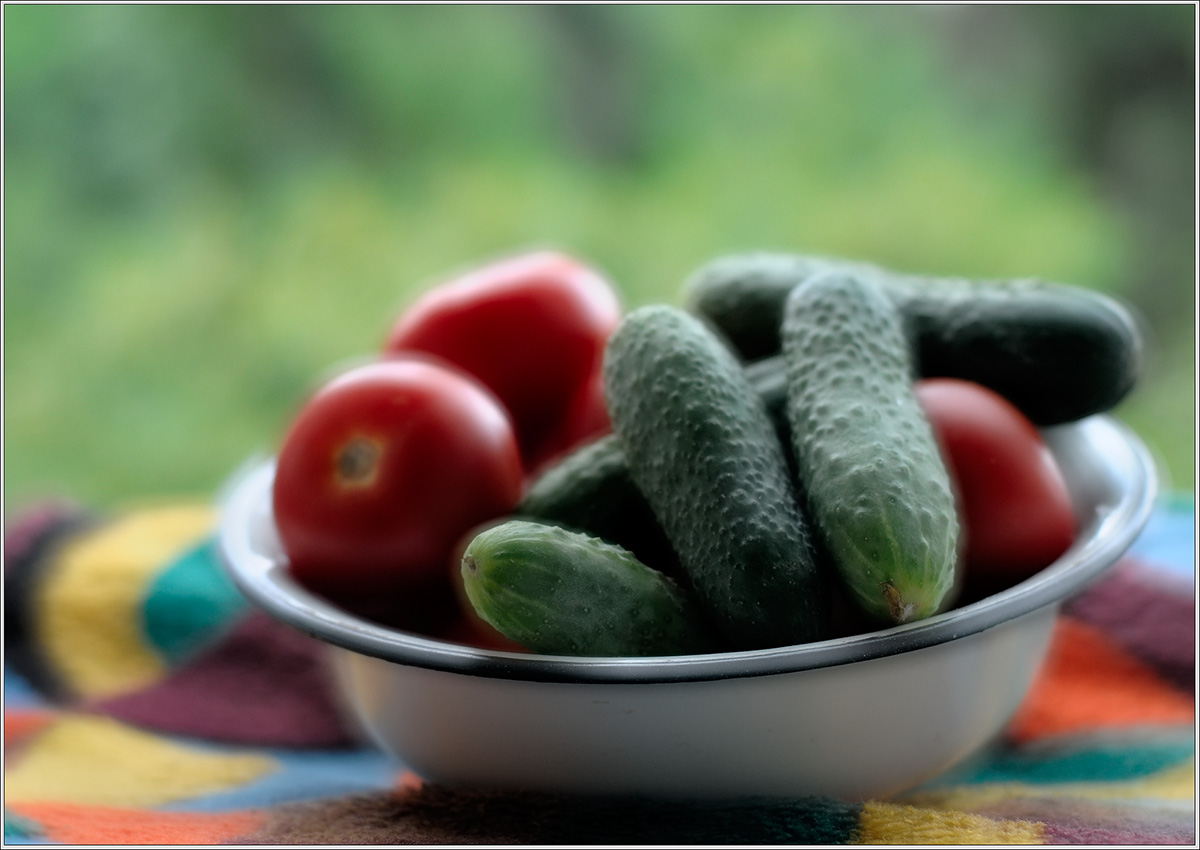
xmin=3 ymin=494 xmax=1195 ymax=845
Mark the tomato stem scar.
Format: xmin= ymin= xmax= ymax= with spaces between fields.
xmin=463 ymin=553 xmax=478 ymax=575
xmin=336 ymin=437 xmax=381 ymax=488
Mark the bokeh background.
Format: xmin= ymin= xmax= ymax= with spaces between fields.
xmin=4 ymin=5 xmax=1195 ymax=513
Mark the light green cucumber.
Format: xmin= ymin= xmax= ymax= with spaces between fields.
xmin=781 ymin=270 xmax=959 ymax=625
xmin=461 ymin=520 xmax=718 ymax=657
xmin=603 ymin=304 xmax=829 ymax=649
xmin=686 ymin=252 xmax=1142 ymax=425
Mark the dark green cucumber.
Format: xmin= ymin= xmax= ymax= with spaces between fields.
xmin=781 ymin=270 xmax=959 ymax=624
xmin=685 ymin=252 xmax=1143 ymax=425
xmin=519 ymin=364 xmax=793 ymax=554
xmin=461 ymin=520 xmax=718 ymax=657
xmin=685 ymin=254 xmax=873 ymax=360
xmin=517 ymin=434 xmax=682 ymax=580
xmin=603 ymin=304 xmax=828 ymax=650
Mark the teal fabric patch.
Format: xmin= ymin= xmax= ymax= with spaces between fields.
xmin=141 ymin=536 xmax=249 ymax=665
xmin=3 ymin=810 xmax=42 ymax=840
xmin=957 ymin=738 xmax=1195 ymax=785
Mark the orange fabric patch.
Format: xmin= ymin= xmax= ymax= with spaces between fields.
xmin=396 ymin=770 xmax=425 ymax=793
xmin=4 ymin=709 xmax=56 ymax=747
xmin=1007 ymin=617 xmax=1195 ymax=744
xmin=8 ymin=801 xmax=264 ymax=845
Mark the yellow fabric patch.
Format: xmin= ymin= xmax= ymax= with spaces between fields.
xmin=4 ymin=714 xmax=275 ymax=807
xmin=856 ymin=801 xmax=1044 ymax=845
xmin=1120 ymin=756 xmax=1196 ymax=801
xmin=903 ymin=785 xmax=1047 ymax=813
xmin=36 ymin=504 xmax=214 ymax=698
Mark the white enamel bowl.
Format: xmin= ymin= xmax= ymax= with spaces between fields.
xmin=218 ymin=415 xmax=1155 ymax=801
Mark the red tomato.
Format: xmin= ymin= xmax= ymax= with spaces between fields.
xmin=272 ymin=356 xmax=525 ymax=601
xmin=916 ymin=378 xmax=1077 ymax=580
xmin=383 ymin=251 xmax=622 ymax=470
xmin=527 ymin=365 xmax=612 ymax=477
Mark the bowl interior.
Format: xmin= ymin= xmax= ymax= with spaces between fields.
xmin=217 ymin=414 xmax=1156 ymax=684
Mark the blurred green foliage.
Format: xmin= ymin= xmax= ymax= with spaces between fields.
xmin=4 ymin=5 xmax=1194 ymax=510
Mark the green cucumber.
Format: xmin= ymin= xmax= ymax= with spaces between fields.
xmin=686 ymin=252 xmax=1143 ymax=425
xmin=781 ymin=270 xmax=959 ymax=624
xmin=519 ymin=364 xmax=793 ymax=553
xmin=603 ymin=304 xmax=829 ymax=649
xmin=461 ymin=520 xmax=718 ymax=657
xmin=685 ymin=254 xmax=870 ymax=360
xmin=517 ymin=434 xmax=682 ymax=580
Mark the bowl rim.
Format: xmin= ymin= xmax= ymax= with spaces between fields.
xmin=217 ymin=414 xmax=1157 ymax=685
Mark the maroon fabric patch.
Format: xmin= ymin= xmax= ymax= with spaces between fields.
xmin=91 ymin=611 xmax=359 ymax=748
xmin=231 ymin=784 xmax=865 ymax=845
xmin=961 ymin=795 xmax=1196 ymax=846
xmin=1043 ymin=822 xmax=1196 ymax=845
xmin=1063 ymin=557 xmax=1196 ymax=691
xmin=230 ymin=788 xmax=539 ymax=846
xmin=4 ymin=501 xmax=100 ymax=702
xmin=3 ymin=501 xmax=84 ymax=570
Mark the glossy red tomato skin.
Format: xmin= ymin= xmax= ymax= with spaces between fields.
xmin=382 ymin=251 xmax=622 ymax=469
xmin=916 ymin=378 xmax=1077 ymax=579
xmin=527 ymin=365 xmax=612 ymax=478
xmin=272 ymin=356 xmax=525 ymax=601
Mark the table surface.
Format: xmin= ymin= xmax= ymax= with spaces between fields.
xmin=3 ymin=493 xmax=1194 ymax=845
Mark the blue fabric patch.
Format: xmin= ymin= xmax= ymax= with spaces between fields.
xmin=1127 ymin=494 xmax=1195 ymax=578
xmin=161 ymin=746 xmax=401 ymax=812
xmin=1 ymin=835 xmax=56 ymax=846
xmin=3 ymin=811 xmax=47 ymax=843
xmin=3 ymin=668 xmax=44 ymax=710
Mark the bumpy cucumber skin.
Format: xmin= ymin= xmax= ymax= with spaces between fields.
xmin=603 ymin=304 xmax=828 ymax=650
xmin=517 ymin=434 xmax=682 ymax=580
xmin=685 ymin=254 xmax=876 ymax=360
xmin=686 ymin=252 xmax=1143 ymax=425
xmin=461 ymin=520 xmax=718 ymax=657
xmin=522 ymin=365 xmax=794 ymax=545
xmin=782 ymin=271 xmax=959 ymax=625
